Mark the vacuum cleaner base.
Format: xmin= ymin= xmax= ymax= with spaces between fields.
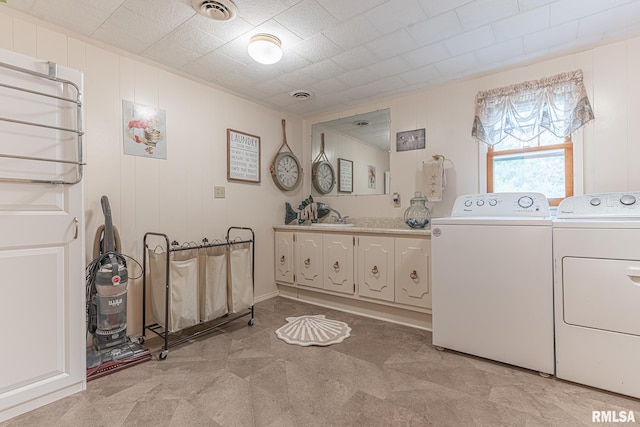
xmin=86 ymin=340 xmax=151 ymax=381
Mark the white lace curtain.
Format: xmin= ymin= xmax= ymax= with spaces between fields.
xmin=472 ymin=69 xmax=595 ymax=146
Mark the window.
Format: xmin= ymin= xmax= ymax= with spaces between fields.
xmin=472 ymin=69 xmax=593 ymax=205
xmin=487 ymin=134 xmax=573 ymax=206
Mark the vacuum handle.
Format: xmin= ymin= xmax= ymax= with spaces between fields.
xmin=101 ymin=195 xmax=116 ymax=253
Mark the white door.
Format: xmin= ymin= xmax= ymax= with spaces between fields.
xmin=0 ymin=49 xmax=85 ymax=422
xmin=358 ymin=236 xmax=394 ymax=302
xmin=394 ymin=237 xmax=431 ymax=308
xmin=323 ymin=233 xmax=354 ymax=294
xmin=295 ymin=233 xmax=323 ymax=289
xmin=274 ymin=231 xmax=294 ymax=285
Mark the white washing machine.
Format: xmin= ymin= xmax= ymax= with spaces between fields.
xmin=431 ymin=193 xmax=554 ymax=375
xmin=554 ymin=192 xmax=640 ymax=398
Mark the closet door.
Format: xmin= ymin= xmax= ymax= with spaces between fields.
xmin=0 ymin=50 xmax=85 ymax=422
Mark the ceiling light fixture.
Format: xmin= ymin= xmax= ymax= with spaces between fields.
xmin=248 ymin=34 xmax=283 ymax=65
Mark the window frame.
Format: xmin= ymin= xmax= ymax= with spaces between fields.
xmin=486 ymin=135 xmax=574 ymax=206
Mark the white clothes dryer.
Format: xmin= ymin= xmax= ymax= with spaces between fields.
xmin=431 ymin=193 xmax=554 ymax=375
xmin=554 ymin=192 xmax=640 ymax=398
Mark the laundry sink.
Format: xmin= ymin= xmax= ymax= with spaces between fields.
xmin=311 ymin=223 xmax=354 ymax=227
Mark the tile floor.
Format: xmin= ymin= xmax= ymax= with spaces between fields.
xmin=3 ymin=296 xmax=640 ymax=426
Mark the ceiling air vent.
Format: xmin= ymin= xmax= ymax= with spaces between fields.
xmin=289 ymin=90 xmax=313 ymax=101
xmin=353 ymin=120 xmax=371 ymax=127
xmin=192 ymin=0 xmax=238 ymax=21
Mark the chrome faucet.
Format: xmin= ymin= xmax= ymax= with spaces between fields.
xmin=328 ymin=208 xmax=349 ymax=224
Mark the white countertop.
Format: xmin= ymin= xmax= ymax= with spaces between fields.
xmin=273 ymin=223 xmax=431 ymax=237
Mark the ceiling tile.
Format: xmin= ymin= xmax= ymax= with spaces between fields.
xmin=322 ymin=15 xmax=382 ymax=50
xmin=27 ymin=0 xmax=121 ymax=36
xmin=233 ymin=0 xmax=292 ymax=26
xmin=187 ymin=14 xmax=254 ymax=43
xmin=143 ymin=39 xmax=201 ymax=68
xmin=290 ymin=33 xmax=341 ymax=63
xmin=161 ymin=23 xmax=225 ymax=55
xmin=92 ymin=22 xmax=155 ymax=53
xmin=434 ymin=52 xmax=479 ymax=75
xmin=276 ymin=69 xmax=319 ymax=88
xmin=316 ymin=0 xmax=385 ymax=21
xmin=406 ymin=11 xmax=464 ymax=46
xmin=275 ymin=0 xmax=339 ymax=39
xmin=518 ymin=0 xmax=556 ymax=11
xmin=5 ymin=0 xmax=37 ymax=12
xmin=366 ymin=29 xmax=419 ymax=60
xmin=492 ymin=5 xmax=550 ymax=42
xmin=308 ymin=77 xmax=350 ymax=95
xmin=365 ymin=0 xmax=428 ymax=35
xmin=399 ymin=64 xmax=441 ymax=85
xmin=523 ymin=21 xmax=578 ymax=53
xmin=402 ymin=42 xmax=450 ymax=67
xmin=455 ymin=0 xmax=519 ymax=30
xmin=549 ymin=0 xmax=621 ymax=26
xmin=475 ymin=37 xmax=524 ymax=65
xmin=122 ymin=0 xmax=194 ymax=28
xmin=300 ymin=59 xmax=345 ymax=80
xmin=416 ymin=0 xmax=473 ymax=17
xmin=577 ymin=1 xmax=640 ymax=37
xmin=337 ymin=67 xmax=383 ymax=87
xmin=444 ymin=25 xmax=496 ymax=56
xmin=367 ymin=56 xmax=412 ymax=79
xmin=331 ymin=46 xmax=379 ymax=71
xmin=182 ymin=50 xmax=247 ymax=80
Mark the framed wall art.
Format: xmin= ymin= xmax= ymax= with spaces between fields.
xmin=368 ymin=165 xmax=376 ymax=189
xmin=123 ymin=100 xmax=167 ymax=159
xmin=396 ymin=128 xmax=426 ymax=152
xmin=338 ymin=158 xmax=353 ymax=193
xmin=227 ymin=129 xmax=261 ymax=183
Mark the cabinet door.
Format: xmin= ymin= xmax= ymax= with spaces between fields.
xmin=296 ymin=233 xmax=323 ymax=289
xmin=395 ymin=238 xmax=431 ymax=308
xmin=324 ymin=233 xmax=354 ymax=294
xmin=275 ymin=231 xmax=295 ymax=285
xmin=358 ymin=236 xmax=394 ymax=302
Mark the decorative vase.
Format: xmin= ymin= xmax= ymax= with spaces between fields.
xmin=404 ymin=192 xmax=431 ymax=229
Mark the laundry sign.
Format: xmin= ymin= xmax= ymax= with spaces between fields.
xmin=227 ymin=129 xmax=261 ymax=183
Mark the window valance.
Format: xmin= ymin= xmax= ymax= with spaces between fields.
xmin=472 ymin=70 xmax=594 ymax=146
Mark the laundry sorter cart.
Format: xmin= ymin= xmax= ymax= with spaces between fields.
xmin=142 ymin=227 xmax=255 ymax=359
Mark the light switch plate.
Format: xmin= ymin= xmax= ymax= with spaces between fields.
xmin=214 ymin=186 xmax=225 ymax=198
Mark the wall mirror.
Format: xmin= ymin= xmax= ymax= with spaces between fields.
xmin=311 ymin=109 xmax=390 ymax=196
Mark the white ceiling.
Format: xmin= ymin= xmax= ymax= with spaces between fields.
xmin=5 ymin=0 xmax=640 ymax=118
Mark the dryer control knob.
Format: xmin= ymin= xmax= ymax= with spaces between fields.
xmin=477 ymin=200 xmax=485 ymax=206
xmin=464 ymin=200 xmax=472 ymax=207
xmin=489 ymin=199 xmax=497 ymax=206
xmin=589 ymin=197 xmax=601 ymax=206
xmin=517 ymin=196 xmax=534 ymax=209
xmin=620 ymin=194 xmax=636 ymax=206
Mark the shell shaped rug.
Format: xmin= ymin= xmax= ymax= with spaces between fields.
xmin=275 ymin=314 xmax=351 ymax=346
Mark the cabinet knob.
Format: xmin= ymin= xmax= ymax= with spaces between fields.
xmin=333 ymin=261 xmax=340 ymax=272
xmin=304 ymin=258 xmax=311 ymax=267
xmin=410 ymin=270 xmax=418 ymax=280
xmin=280 ymin=255 xmax=285 ymax=264
xmin=371 ymin=265 xmax=379 ymax=275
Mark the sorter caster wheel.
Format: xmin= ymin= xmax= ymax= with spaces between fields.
xmin=159 ymin=351 xmax=168 ymax=360
xmin=138 ymin=336 xmax=145 ymax=345
xmin=435 ymin=346 xmax=445 ymax=351
xmin=539 ymin=372 xmax=551 ymax=378
xmin=248 ymin=318 xmax=255 ymax=326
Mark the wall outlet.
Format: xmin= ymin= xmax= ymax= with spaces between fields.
xmin=214 ymin=186 xmax=225 ymax=199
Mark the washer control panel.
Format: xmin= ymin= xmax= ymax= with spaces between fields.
xmin=451 ymin=192 xmax=550 ymax=217
xmin=557 ymin=192 xmax=640 ymax=218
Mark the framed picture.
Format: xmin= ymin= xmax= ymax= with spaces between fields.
xmin=122 ymin=100 xmax=167 ymax=159
xmin=227 ymin=129 xmax=261 ymax=183
xmin=338 ymin=158 xmax=353 ymax=193
xmin=368 ymin=165 xmax=376 ymax=189
xmin=396 ymin=128 xmax=426 ymax=152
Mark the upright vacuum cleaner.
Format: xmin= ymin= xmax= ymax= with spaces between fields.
xmin=86 ymin=196 xmax=150 ymax=380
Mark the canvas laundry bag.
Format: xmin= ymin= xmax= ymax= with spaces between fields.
xmin=148 ymin=246 xmax=199 ymax=332
xmin=227 ymin=242 xmax=253 ymax=313
xmin=199 ymin=245 xmax=228 ymax=322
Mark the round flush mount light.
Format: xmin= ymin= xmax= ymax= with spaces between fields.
xmin=248 ymin=34 xmax=283 ymax=65
xmin=192 ymin=0 xmax=237 ymax=21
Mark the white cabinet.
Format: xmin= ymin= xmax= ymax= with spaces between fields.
xmin=274 ymin=231 xmax=295 ymax=286
xmin=323 ymin=233 xmax=354 ymax=294
xmin=273 ymin=228 xmax=431 ymax=317
xmin=395 ymin=238 xmax=431 ymax=308
xmin=295 ymin=232 xmax=324 ymax=289
xmin=357 ymin=236 xmax=395 ymax=302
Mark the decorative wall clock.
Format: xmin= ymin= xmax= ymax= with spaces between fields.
xmin=311 ymin=133 xmax=335 ymax=194
xmin=270 ymin=119 xmax=302 ymax=191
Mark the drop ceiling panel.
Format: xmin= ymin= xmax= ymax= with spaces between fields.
xmin=3 ymin=0 xmax=640 ymax=118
